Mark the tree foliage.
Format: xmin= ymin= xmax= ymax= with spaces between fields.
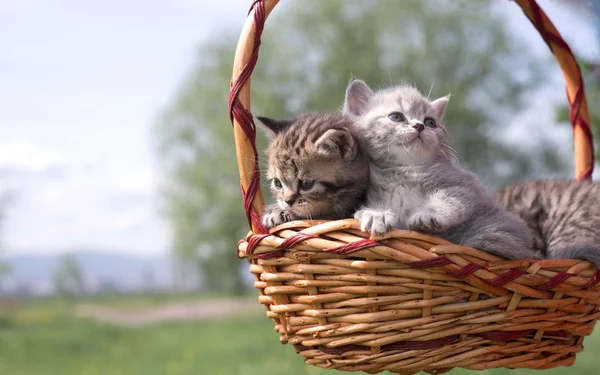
xmin=156 ymin=0 xmax=566 ymax=293
xmin=53 ymin=254 xmax=84 ymax=301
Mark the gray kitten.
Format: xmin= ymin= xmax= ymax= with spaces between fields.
xmin=343 ymin=79 xmax=538 ymax=260
xmin=257 ymin=112 xmax=369 ymax=229
xmin=495 ymin=179 xmax=600 ymax=268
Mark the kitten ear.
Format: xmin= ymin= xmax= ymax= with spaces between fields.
xmin=256 ymin=116 xmax=293 ymax=139
xmin=430 ymin=95 xmax=450 ymax=120
xmin=315 ymin=129 xmax=357 ymax=160
xmin=343 ymin=79 xmax=374 ymax=116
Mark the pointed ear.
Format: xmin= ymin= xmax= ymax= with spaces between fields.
xmin=315 ymin=129 xmax=357 ymax=160
xmin=343 ymin=79 xmax=374 ymax=116
xmin=255 ymin=116 xmax=293 ymax=140
xmin=430 ymin=95 xmax=450 ymax=120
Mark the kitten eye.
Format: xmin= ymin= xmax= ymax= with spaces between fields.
xmin=299 ymin=179 xmax=315 ymax=191
xmin=424 ymin=117 xmax=437 ymax=128
xmin=388 ymin=112 xmax=406 ymax=122
xmin=272 ymin=178 xmax=282 ymax=189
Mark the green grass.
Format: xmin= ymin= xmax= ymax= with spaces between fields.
xmin=21 ymin=292 xmax=232 ymax=310
xmin=1 ymin=299 xmax=600 ymax=375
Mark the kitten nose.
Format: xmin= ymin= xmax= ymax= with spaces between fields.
xmin=284 ymin=196 xmax=296 ymax=206
xmin=413 ymin=123 xmax=425 ymax=132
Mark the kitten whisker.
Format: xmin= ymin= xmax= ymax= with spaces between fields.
xmin=436 ymin=145 xmax=451 ymax=161
xmin=242 ymin=156 xmax=269 ymax=169
xmin=439 ymin=142 xmax=465 ymax=164
xmin=401 ymin=138 xmax=413 ymax=157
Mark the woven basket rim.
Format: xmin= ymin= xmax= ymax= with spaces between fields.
xmin=241 ymin=217 xmax=600 ymax=372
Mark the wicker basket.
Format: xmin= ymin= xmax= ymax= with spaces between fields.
xmin=229 ymin=1 xmax=597 ymax=373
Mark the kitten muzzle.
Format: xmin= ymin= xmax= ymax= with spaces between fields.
xmin=412 ymin=123 xmax=425 ymax=133
xmin=284 ymin=194 xmax=298 ymax=206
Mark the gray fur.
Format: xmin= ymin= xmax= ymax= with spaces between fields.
xmin=495 ymin=179 xmax=600 ymax=268
xmin=344 ymin=79 xmax=537 ymax=260
xmin=257 ymin=112 xmax=369 ymax=229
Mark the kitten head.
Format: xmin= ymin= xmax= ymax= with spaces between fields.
xmin=344 ymin=79 xmax=450 ymax=166
xmin=257 ymin=112 xmax=368 ymax=220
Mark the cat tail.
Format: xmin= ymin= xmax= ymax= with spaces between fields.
xmin=548 ymin=243 xmax=600 ymax=270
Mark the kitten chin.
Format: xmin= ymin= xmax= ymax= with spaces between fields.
xmin=256 ymin=112 xmax=369 ymax=229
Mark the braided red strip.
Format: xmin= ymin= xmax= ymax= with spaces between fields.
xmin=326 ymin=239 xmax=379 ymax=255
xmin=584 ymin=271 xmax=600 ymax=288
xmin=318 ymin=335 xmax=460 ymax=355
xmin=525 ymin=0 xmax=594 ymax=179
xmin=228 ymin=0 xmax=269 ymax=233
xmin=408 ymin=257 xmax=453 ymax=269
xmin=488 ymin=269 xmax=528 ymax=286
xmin=476 ymin=329 xmax=535 ymax=341
xmin=257 ymin=250 xmax=285 ymax=259
xmin=276 ymin=233 xmax=318 ymax=250
xmin=245 ymin=233 xmax=270 ymax=255
xmin=544 ymin=330 xmax=569 ymax=338
xmin=535 ymin=272 xmax=574 ymax=290
xmin=381 ymin=335 xmax=459 ymax=351
xmin=450 ymin=262 xmax=482 ymax=279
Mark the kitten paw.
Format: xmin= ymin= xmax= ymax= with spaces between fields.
xmin=262 ymin=207 xmax=293 ymax=229
xmin=408 ymin=212 xmax=446 ymax=233
xmin=354 ymin=209 xmax=395 ymax=236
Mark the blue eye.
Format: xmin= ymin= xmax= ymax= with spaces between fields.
xmin=424 ymin=117 xmax=437 ymax=128
xmin=388 ymin=112 xmax=406 ymax=122
xmin=272 ymin=178 xmax=282 ymax=189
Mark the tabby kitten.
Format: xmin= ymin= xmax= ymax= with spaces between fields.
xmin=343 ymin=79 xmax=538 ymax=260
xmin=257 ymin=112 xmax=369 ymax=229
xmin=495 ymin=179 xmax=600 ymax=267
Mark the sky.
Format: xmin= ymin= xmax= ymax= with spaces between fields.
xmin=0 ymin=0 xmax=598 ymax=257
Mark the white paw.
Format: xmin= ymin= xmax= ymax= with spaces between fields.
xmin=407 ymin=211 xmax=448 ymax=233
xmin=354 ymin=208 xmax=395 ymax=236
xmin=262 ymin=208 xmax=292 ymax=229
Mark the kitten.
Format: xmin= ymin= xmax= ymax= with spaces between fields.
xmin=343 ymin=79 xmax=538 ymax=260
xmin=495 ymin=179 xmax=600 ymax=268
xmin=257 ymin=112 xmax=369 ymax=229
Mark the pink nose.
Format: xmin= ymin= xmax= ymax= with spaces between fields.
xmin=413 ymin=123 xmax=424 ymax=132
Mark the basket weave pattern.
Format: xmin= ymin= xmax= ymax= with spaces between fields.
xmin=229 ymin=0 xmax=597 ymax=373
xmin=240 ymin=219 xmax=600 ymax=373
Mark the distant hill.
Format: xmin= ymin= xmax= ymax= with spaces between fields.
xmin=3 ymin=251 xmax=174 ymax=293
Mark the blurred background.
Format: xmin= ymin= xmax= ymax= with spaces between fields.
xmin=0 ymin=0 xmax=599 ymax=374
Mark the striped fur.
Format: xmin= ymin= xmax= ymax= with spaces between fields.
xmin=257 ymin=112 xmax=369 ymax=229
xmin=495 ymin=179 xmax=600 ymax=267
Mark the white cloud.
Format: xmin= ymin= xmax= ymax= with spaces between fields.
xmin=0 ymin=140 xmax=63 ymax=172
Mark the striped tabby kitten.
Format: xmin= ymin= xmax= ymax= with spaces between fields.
xmin=343 ymin=79 xmax=537 ymax=260
xmin=495 ymin=179 xmax=600 ymax=267
xmin=257 ymin=112 xmax=369 ymax=229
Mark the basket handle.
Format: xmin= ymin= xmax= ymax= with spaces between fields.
xmin=229 ymin=0 xmax=594 ymax=234
xmin=515 ymin=0 xmax=594 ymax=181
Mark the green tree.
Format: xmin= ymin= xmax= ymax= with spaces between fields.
xmin=0 ymin=192 xmax=12 ymax=294
xmin=157 ymin=0 xmax=565 ymax=294
xmin=0 ymin=262 xmax=11 ymax=294
xmin=53 ymin=254 xmax=84 ymax=301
